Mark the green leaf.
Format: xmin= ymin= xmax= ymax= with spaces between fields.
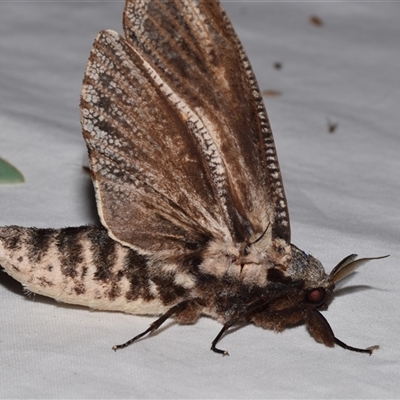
xmin=0 ymin=157 xmax=25 ymax=184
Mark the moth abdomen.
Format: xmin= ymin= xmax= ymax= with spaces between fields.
xmin=0 ymin=225 xmax=171 ymax=315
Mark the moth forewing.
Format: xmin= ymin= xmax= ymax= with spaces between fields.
xmin=121 ymin=0 xmax=292 ymax=244
xmin=0 ymin=0 xmax=387 ymax=356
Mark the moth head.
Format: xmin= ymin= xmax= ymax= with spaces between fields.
xmin=248 ymin=246 xmax=333 ymax=332
xmin=287 ymin=248 xmax=388 ymax=309
xmin=286 ymin=245 xmax=334 ymax=309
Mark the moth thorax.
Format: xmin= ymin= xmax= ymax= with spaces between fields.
xmin=287 ymin=244 xmax=330 ymax=289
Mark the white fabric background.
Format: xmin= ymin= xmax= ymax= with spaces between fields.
xmin=1 ymin=1 xmax=399 ymax=398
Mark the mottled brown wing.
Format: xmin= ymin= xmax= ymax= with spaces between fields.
xmin=81 ymin=30 xmax=225 ymax=254
xmin=123 ymin=0 xmax=290 ymax=243
xmin=80 ymin=0 xmax=290 ymax=256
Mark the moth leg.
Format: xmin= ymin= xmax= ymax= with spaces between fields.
xmin=334 ymin=338 xmax=379 ymax=355
xmin=307 ymin=309 xmax=379 ymax=355
xmin=112 ymin=301 xmax=188 ymax=351
xmin=210 ymin=299 xmax=269 ymax=356
xmin=210 ymin=321 xmax=235 ymax=356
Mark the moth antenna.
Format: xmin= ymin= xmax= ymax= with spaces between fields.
xmin=330 ymin=254 xmax=389 ymax=283
xmin=334 ymin=338 xmax=379 ymax=355
xmin=112 ymin=301 xmax=189 ymax=351
xmin=331 ymin=254 xmax=358 ymax=273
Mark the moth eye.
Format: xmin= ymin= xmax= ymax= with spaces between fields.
xmin=306 ymin=288 xmax=326 ymax=306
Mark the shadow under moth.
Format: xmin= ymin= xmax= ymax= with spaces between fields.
xmin=0 ymin=0 xmax=387 ymax=356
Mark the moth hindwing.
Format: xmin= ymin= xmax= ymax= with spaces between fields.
xmin=0 ymin=0 xmax=387 ymax=356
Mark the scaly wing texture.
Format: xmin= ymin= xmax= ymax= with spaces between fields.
xmin=80 ymin=0 xmax=290 ymax=258
xmin=123 ymin=0 xmax=290 ymax=242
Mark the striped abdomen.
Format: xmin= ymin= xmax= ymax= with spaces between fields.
xmin=0 ymin=225 xmax=176 ymax=315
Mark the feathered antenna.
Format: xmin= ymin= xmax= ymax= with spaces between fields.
xmin=330 ymin=254 xmax=389 ymax=283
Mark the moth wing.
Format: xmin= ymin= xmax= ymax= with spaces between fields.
xmin=81 ymin=30 xmax=225 ymax=254
xmin=80 ymin=0 xmax=290 ymax=256
xmin=122 ymin=0 xmax=290 ymax=244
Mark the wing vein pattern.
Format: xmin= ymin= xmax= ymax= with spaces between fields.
xmin=80 ymin=0 xmax=290 ymax=260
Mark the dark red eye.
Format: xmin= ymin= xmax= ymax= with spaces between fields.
xmin=306 ymin=288 xmax=326 ymax=306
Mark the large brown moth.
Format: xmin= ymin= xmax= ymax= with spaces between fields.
xmin=0 ymin=0 xmax=387 ymax=356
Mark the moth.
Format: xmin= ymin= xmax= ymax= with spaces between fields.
xmin=0 ymin=0 xmax=387 ymax=356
